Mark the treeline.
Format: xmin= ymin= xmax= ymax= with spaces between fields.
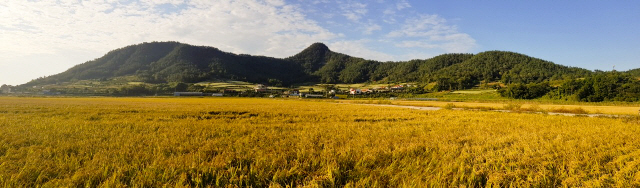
xmin=115 ymin=82 xmax=235 ymax=96
xmin=26 ymin=83 xmax=219 ymax=96
xmin=499 ymin=72 xmax=640 ymax=102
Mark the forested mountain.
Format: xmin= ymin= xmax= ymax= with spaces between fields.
xmin=437 ymin=51 xmax=591 ymax=83
xmin=627 ymin=68 xmax=640 ymax=77
xmin=26 ymin=42 xmax=308 ymax=86
xmin=25 ymin=41 xmax=594 ymax=88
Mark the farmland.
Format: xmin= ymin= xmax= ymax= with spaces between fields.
xmin=1 ymin=97 xmax=640 ymax=187
xmin=341 ymin=100 xmax=640 ymax=116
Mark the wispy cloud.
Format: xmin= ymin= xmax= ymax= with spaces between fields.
xmin=381 ymin=0 xmax=411 ymax=24
xmin=312 ymin=0 xmax=331 ymax=4
xmin=362 ymin=20 xmax=382 ymax=35
xmin=387 ymin=14 xmax=476 ymax=53
xmin=329 ymin=40 xmax=395 ymax=61
xmin=339 ymin=1 xmax=368 ymax=22
xmin=396 ymin=0 xmax=411 ymax=10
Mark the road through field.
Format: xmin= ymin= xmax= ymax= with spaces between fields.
xmin=396 ymin=101 xmax=640 ymax=115
xmin=340 ymin=100 xmax=640 ymax=115
xmin=349 ymin=103 xmax=629 ymax=118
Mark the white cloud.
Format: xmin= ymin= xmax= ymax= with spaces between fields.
xmin=381 ymin=8 xmax=398 ymax=24
xmin=387 ymin=14 xmax=446 ymax=38
xmin=387 ymin=14 xmax=476 ymax=53
xmin=396 ymin=41 xmax=439 ymax=49
xmin=362 ymin=21 xmax=381 ymax=35
xmin=265 ymin=0 xmax=286 ymax=6
xmin=383 ymin=8 xmax=395 ymax=15
xmin=396 ymin=0 xmax=411 ymax=10
xmin=0 ymin=0 xmax=338 ymax=85
xmin=329 ymin=40 xmax=395 ymax=61
xmin=398 ymin=52 xmax=441 ymax=61
xmin=312 ymin=0 xmax=331 ymax=4
xmin=339 ymin=1 xmax=368 ymax=22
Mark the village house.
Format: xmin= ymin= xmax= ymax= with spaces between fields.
xmin=0 ymin=85 xmax=11 ymax=94
xmin=390 ymin=85 xmax=404 ymax=92
xmin=283 ymin=89 xmax=299 ymax=95
xmin=305 ymin=94 xmax=324 ymax=98
xmin=254 ymin=84 xmax=268 ymax=92
xmin=223 ymin=89 xmax=237 ymax=94
xmin=42 ymin=90 xmax=61 ymax=95
xmin=376 ymin=86 xmax=390 ymax=93
xmin=349 ymin=88 xmax=362 ymax=95
xmin=173 ymin=92 xmax=203 ymax=96
xmin=360 ymin=88 xmax=375 ymax=94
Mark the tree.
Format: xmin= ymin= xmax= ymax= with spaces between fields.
xmin=173 ymin=82 xmax=188 ymax=92
xmin=268 ymin=79 xmax=283 ymax=87
xmin=119 ymin=85 xmax=152 ymax=96
xmin=319 ymin=84 xmax=336 ymax=92
xmin=187 ymin=85 xmax=206 ymax=92
xmin=498 ymin=82 xmax=550 ymax=99
xmin=406 ymin=85 xmax=426 ymax=94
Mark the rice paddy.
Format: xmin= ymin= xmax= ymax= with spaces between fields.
xmin=1 ymin=97 xmax=640 ymax=187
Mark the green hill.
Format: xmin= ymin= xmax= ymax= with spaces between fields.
xmin=25 ymin=42 xmax=594 ymax=88
xmin=26 ymin=42 xmax=308 ymax=86
xmin=435 ymin=51 xmax=591 ymax=83
xmin=626 ymin=68 xmax=640 ymax=77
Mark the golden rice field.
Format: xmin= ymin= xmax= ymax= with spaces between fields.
xmin=1 ymin=97 xmax=640 ymax=187
xmin=343 ymin=100 xmax=640 ymax=115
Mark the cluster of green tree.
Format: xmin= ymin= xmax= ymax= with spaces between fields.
xmin=114 ymin=82 xmax=226 ymax=96
xmin=498 ymin=83 xmax=551 ymax=99
xmin=500 ymin=72 xmax=640 ymax=102
xmin=432 ymin=76 xmax=478 ymax=91
xmin=627 ymin=68 xmax=640 ymax=77
xmin=23 ymin=41 xmax=632 ymax=94
xmin=442 ymin=51 xmax=591 ymax=84
xmin=0 ymin=84 xmax=11 ymax=94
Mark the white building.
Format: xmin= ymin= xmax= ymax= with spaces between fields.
xmin=254 ymin=84 xmax=268 ymax=92
xmin=0 ymin=85 xmax=11 ymax=93
xmin=174 ymin=92 xmax=203 ymax=96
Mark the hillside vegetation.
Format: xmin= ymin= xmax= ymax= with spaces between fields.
xmin=25 ymin=42 xmax=592 ymax=87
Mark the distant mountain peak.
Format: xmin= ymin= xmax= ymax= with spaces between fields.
xmin=306 ymin=42 xmax=329 ymax=52
xmin=286 ymin=43 xmax=334 ymax=73
xmin=294 ymin=43 xmax=330 ymax=58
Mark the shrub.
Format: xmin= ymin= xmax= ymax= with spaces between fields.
xmin=443 ymin=103 xmax=456 ymax=110
xmin=503 ymin=103 xmax=522 ymax=111
xmin=551 ymin=107 xmax=588 ymax=114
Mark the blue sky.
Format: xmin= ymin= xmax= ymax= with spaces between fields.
xmin=1 ymin=0 xmax=639 ymax=85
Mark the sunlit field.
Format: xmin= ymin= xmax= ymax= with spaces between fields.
xmin=1 ymin=97 xmax=640 ymax=187
xmin=342 ymin=100 xmax=640 ymax=115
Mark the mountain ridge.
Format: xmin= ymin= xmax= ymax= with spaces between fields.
xmin=25 ymin=41 xmax=601 ymax=89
